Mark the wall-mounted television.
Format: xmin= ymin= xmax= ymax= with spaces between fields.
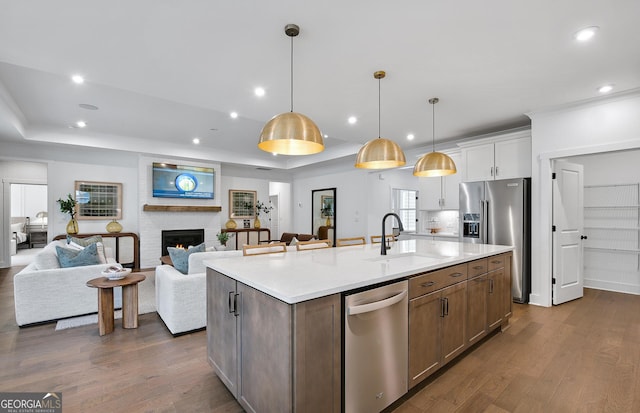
xmin=152 ymin=163 xmax=214 ymax=199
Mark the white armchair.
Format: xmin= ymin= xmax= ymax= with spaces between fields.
xmin=155 ymin=250 xmax=242 ymax=334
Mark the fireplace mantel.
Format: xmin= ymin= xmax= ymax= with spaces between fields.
xmin=143 ymin=204 xmax=222 ymax=213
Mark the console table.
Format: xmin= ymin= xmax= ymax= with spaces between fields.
xmin=54 ymin=232 xmax=140 ymax=271
xmin=221 ymin=228 xmax=271 ymax=250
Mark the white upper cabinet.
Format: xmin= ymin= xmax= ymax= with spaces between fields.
xmin=418 ymin=152 xmax=461 ymax=210
xmin=458 ymin=130 xmax=531 ymax=182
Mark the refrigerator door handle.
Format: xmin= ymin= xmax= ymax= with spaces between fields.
xmin=483 ymin=200 xmax=489 ymax=244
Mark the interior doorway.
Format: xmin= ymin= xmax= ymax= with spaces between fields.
xmin=269 ymin=194 xmax=279 ymax=238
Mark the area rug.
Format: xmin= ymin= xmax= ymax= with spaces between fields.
xmin=55 ymin=271 xmax=156 ymax=331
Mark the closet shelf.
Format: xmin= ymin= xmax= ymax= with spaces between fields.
xmin=584 ymin=226 xmax=640 ymax=231
xmin=584 ymin=246 xmax=640 ymax=254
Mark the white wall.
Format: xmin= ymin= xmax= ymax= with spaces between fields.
xmin=528 ymin=89 xmax=640 ymax=306
xmin=293 ymin=169 xmax=368 ymax=239
xmin=48 ymin=160 xmax=139 ymax=237
xmin=11 ymin=184 xmax=47 ymax=218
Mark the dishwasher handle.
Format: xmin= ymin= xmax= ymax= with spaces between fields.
xmin=347 ymin=290 xmax=407 ymax=316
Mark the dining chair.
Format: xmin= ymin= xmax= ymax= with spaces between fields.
xmin=336 ymin=237 xmax=366 ymax=247
xmin=296 ymin=239 xmax=332 ymax=251
xmin=242 ymin=242 xmax=288 ymax=256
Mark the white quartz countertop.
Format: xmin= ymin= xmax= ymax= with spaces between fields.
xmin=205 ymin=239 xmax=513 ymax=304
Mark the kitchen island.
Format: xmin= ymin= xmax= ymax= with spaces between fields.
xmin=205 ymin=239 xmax=513 ymax=413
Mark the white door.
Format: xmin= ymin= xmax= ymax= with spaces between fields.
xmin=268 ymin=195 xmax=279 ymax=239
xmin=552 ymin=160 xmax=584 ymax=305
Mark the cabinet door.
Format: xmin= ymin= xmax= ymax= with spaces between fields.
xmin=238 ymin=283 xmax=292 ymax=413
xmin=487 ymin=269 xmax=504 ymax=330
xmin=494 ymin=137 xmax=531 ymax=179
xmin=462 ymin=143 xmax=494 ymax=182
xmin=443 ymin=152 xmax=461 ymax=209
xmin=502 ymin=253 xmax=513 ymax=319
xmin=408 ymin=290 xmax=442 ymax=388
xmin=207 ymin=270 xmax=239 ymax=397
xmin=441 ymin=281 xmax=467 ymax=365
xmin=418 ymin=175 xmax=442 ymax=211
xmin=466 ymin=274 xmax=488 ymax=346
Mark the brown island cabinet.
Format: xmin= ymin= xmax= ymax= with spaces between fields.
xmin=206 ymin=243 xmax=512 ymax=413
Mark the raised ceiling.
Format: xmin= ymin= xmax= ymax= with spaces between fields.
xmin=1 ymin=1 xmax=639 ymax=170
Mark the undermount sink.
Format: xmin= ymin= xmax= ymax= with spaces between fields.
xmin=366 ymin=252 xmax=445 ymax=265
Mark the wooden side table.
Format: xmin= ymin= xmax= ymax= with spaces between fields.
xmin=86 ymin=273 xmax=146 ymax=336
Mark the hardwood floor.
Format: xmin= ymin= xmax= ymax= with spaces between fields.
xmin=2 ymin=264 xmax=640 ymax=412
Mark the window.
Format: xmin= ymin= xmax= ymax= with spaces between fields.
xmin=392 ymin=188 xmax=418 ymax=232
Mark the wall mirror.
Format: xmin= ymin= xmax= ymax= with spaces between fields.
xmin=312 ymin=188 xmax=336 ymax=247
xmin=75 ymin=181 xmax=122 ymax=220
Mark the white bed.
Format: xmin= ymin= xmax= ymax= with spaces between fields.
xmin=10 ymin=217 xmax=28 ymax=254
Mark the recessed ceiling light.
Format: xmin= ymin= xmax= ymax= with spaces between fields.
xmin=71 ymin=75 xmax=85 ymax=84
xmin=254 ymin=87 xmax=265 ymax=97
xmin=272 ymin=152 xmax=278 ymax=157
xmin=598 ymin=84 xmax=614 ymax=94
xmin=348 ymin=116 xmax=357 ymax=125
xmin=407 ymin=134 xmax=415 ymax=141
xmin=75 ymin=121 xmax=87 ymax=128
xmin=78 ymin=103 xmax=99 ymax=110
xmin=192 ymin=137 xmax=200 ymax=144
xmin=323 ymin=134 xmax=328 ymax=138
xmin=574 ymin=26 xmax=599 ymax=42
xmin=230 ymin=111 xmax=238 ymax=119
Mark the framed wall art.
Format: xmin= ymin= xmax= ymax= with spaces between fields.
xmin=229 ymin=189 xmax=256 ymax=219
xmin=75 ymin=181 xmax=123 ymax=220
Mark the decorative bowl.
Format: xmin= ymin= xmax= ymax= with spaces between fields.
xmin=102 ymin=267 xmax=131 ymax=280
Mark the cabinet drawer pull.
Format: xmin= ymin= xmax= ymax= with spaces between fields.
xmin=449 ymin=272 xmax=464 ymax=278
xmin=420 ymin=281 xmax=436 ymax=288
xmin=489 ymin=279 xmax=495 ymax=293
xmin=473 ymin=265 xmax=484 ymax=270
xmin=491 ymin=260 xmax=502 ymax=264
xmin=228 ymin=291 xmax=235 ymax=314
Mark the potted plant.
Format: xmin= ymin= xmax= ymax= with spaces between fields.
xmin=57 ymin=193 xmax=79 ymax=234
xmin=216 ymin=231 xmax=230 ymax=250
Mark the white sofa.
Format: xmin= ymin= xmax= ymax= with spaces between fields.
xmin=155 ymin=249 xmax=243 ymax=334
xmin=14 ymin=240 xmax=123 ymax=326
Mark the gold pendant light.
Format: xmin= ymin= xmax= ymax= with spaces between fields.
xmin=413 ymin=98 xmax=457 ymax=177
xmin=258 ymin=24 xmax=324 ymax=155
xmin=355 ymin=71 xmax=406 ymax=169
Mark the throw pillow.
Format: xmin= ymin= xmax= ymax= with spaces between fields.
xmin=67 ymin=235 xmax=103 ymax=247
xmin=65 ymin=239 xmax=108 ymax=263
xmin=56 ymin=243 xmax=101 ymax=268
xmin=289 ymin=237 xmax=298 ymax=246
xmin=168 ymin=243 xmax=206 ymax=274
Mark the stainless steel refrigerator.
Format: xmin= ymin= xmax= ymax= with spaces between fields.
xmin=459 ymin=178 xmax=531 ymax=303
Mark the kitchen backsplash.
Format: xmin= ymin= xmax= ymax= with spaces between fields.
xmin=421 ymin=210 xmax=459 ymax=234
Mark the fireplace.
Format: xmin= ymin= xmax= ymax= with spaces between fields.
xmin=161 ymin=229 xmax=205 ymax=256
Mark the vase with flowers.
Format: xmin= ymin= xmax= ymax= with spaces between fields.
xmin=254 ymin=200 xmax=273 ymax=229
xmin=321 ymin=204 xmax=334 ymax=226
xmin=57 ymin=193 xmax=79 ymax=234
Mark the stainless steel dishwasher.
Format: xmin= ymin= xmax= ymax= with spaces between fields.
xmin=344 ymin=280 xmax=408 ymax=413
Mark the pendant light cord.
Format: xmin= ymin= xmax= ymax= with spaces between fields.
xmin=290 ymin=35 xmax=294 ymax=113
xmin=378 ymin=76 xmax=381 ymax=138
xmin=432 ymin=100 xmax=436 ymax=152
